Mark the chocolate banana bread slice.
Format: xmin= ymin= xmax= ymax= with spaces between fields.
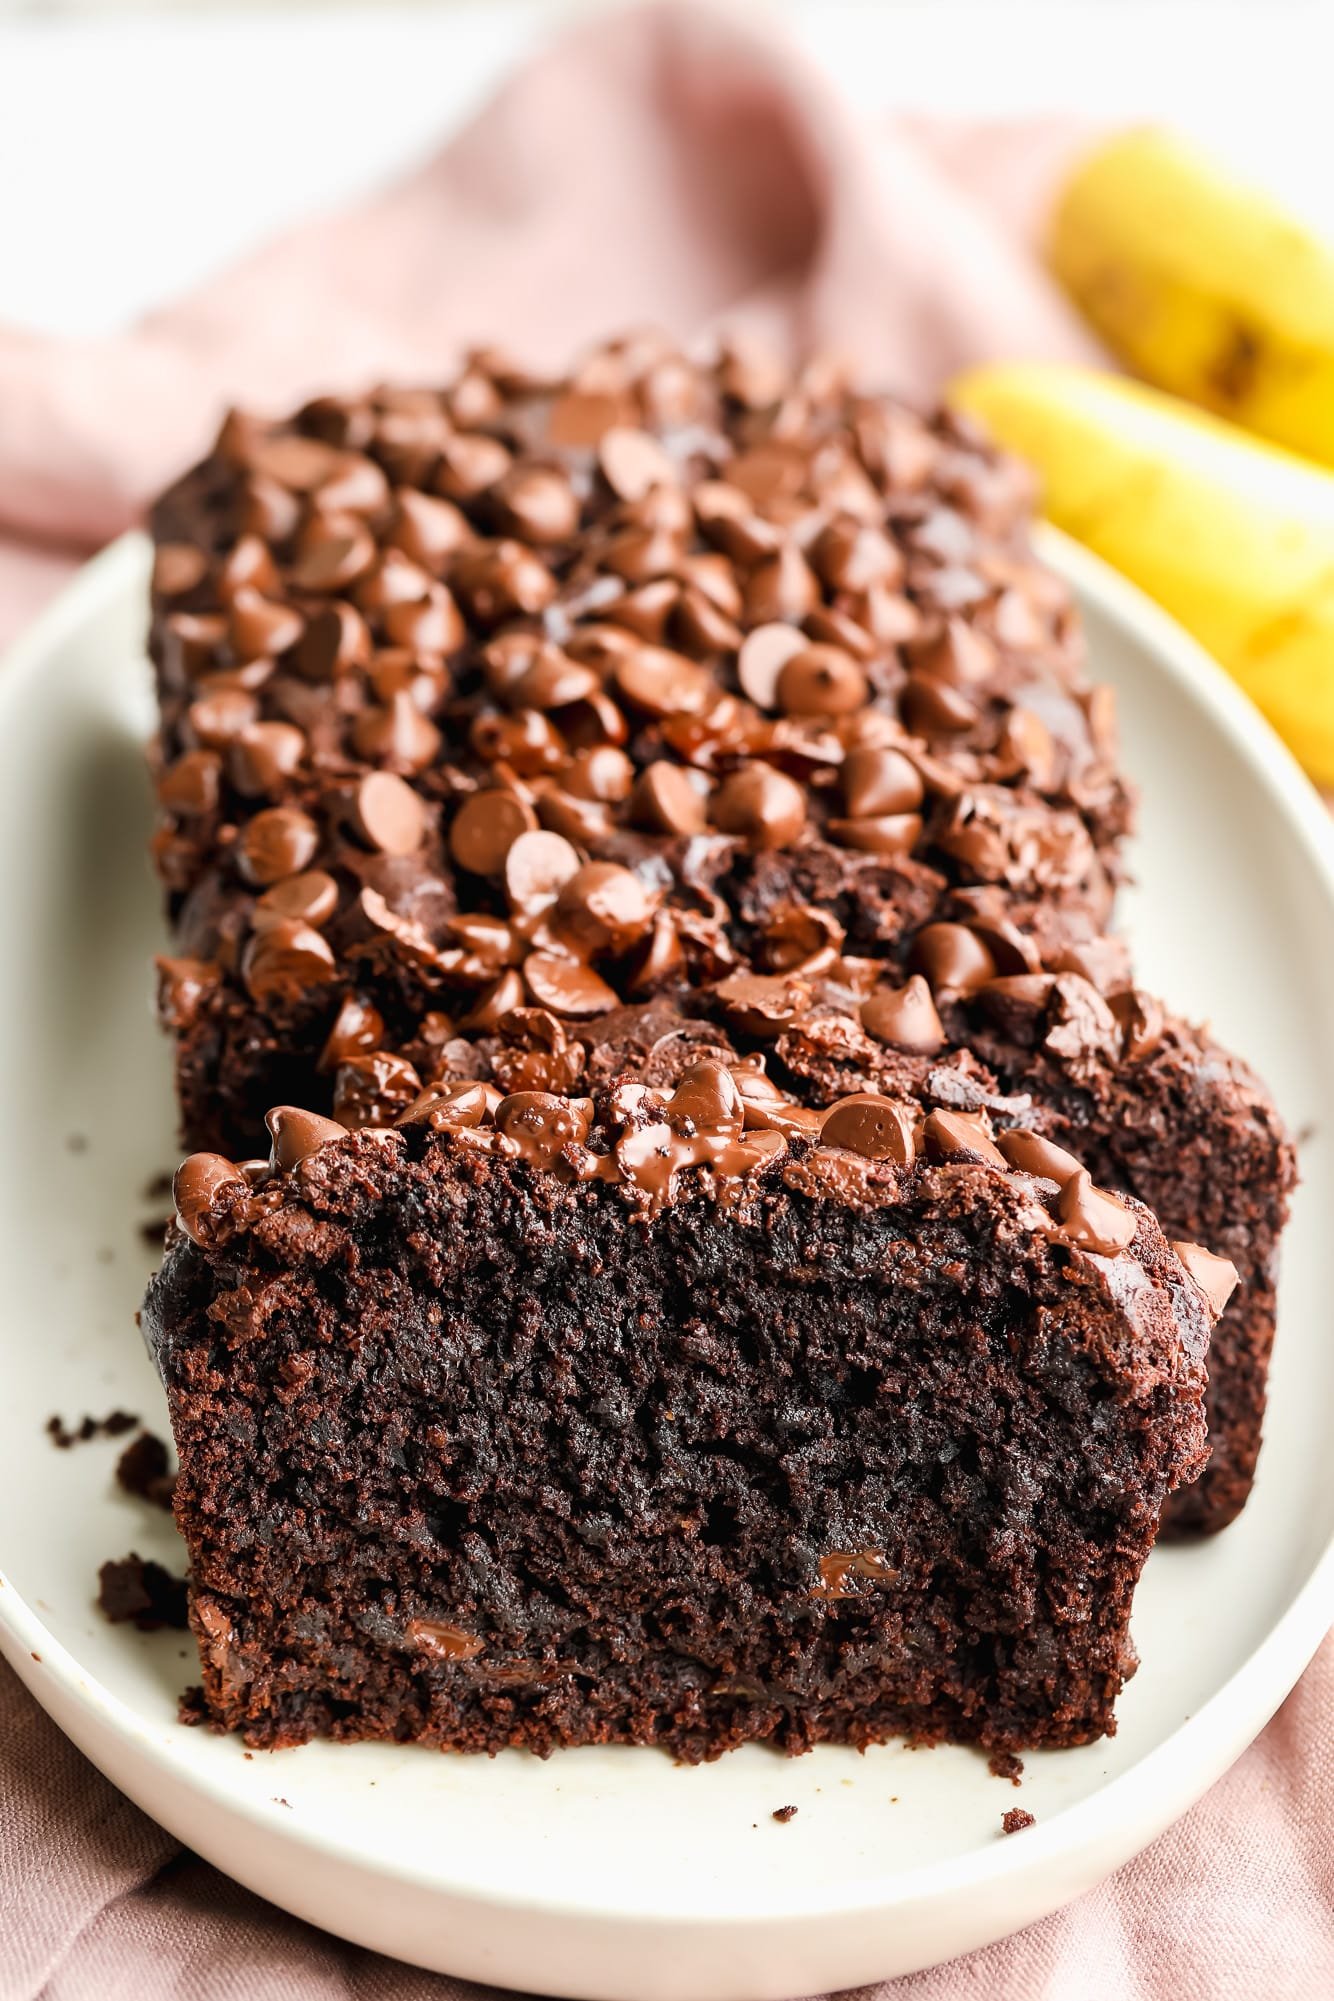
xmin=143 ymin=1061 xmax=1226 ymax=1757
xmin=761 ymin=960 xmax=1297 ymax=1536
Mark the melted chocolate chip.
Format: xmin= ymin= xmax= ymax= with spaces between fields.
xmin=173 ymin=1153 xmax=247 ymax=1244
xmin=266 ymin=1105 xmax=348 ymax=1172
xmin=821 ymin=1094 xmax=916 ymax=1163
xmin=923 ymin=1108 xmax=1006 ymax=1169
xmin=1172 ymin=1240 xmax=1240 ymax=1316
xmin=860 ymin=976 xmax=944 ymax=1055
xmin=1056 ymin=1171 xmax=1138 ymax=1256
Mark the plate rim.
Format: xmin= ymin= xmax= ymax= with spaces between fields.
xmin=2 ymin=525 xmax=1334 ymax=1937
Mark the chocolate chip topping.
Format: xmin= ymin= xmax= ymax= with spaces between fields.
xmin=737 ymin=623 xmax=806 ymax=708
xmin=146 ymin=335 xmax=1141 ymax=1098
xmin=350 ymin=772 xmax=429 ymax=856
xmin=1172 ymin=1240 xmax=1240 ymax=1316
xmin=450 ymin=790 xmax=538 ymax=876
xmin=821 ymin=1094 xmax=916 ymax=1162
xmin=265 ymin=1104 xmax=348 ymax=1172
xmin=860 ymin=976 xmax=944 ymax=1054
xmin=1056 ymin=1170 xmax=1138 ymax=1256
xmin=912 ymin=924 xmax=998 ymax=998
xmin=711 ymin=765 xmax=806 ymax=850
xmin=996 ymin=1128 xmax=1082 ymax=1183
xmin=923 ymin=1108 xmax=1007 ymax=1169
xmin=237 ymin=808 xmax=321 ymax=887
xmin=172 ymin=1153 xmax=247 ymax=1244
xmin=554 ymin=863 xmax=656 ymax=957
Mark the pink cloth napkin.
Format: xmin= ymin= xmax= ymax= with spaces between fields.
xmin=2 ymin=2 xmax=1329 ymax=1993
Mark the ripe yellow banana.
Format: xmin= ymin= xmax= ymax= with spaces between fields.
xmin=1049 ymin=127 xmax=1334 ymax=467
xmin=952 ymin=362 xmax=1334 ymax=783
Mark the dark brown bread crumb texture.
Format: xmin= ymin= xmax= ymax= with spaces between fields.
xmin=143 ymin=1118 xmax=1212 ymax=1757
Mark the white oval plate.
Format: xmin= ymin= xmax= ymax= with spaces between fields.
xmin=2 ymin=529 xmax=1333 ymax=2000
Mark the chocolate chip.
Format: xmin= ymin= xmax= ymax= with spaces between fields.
xmin=615 ymin=646 xmax=714 ymax=719
xmin=333 ymin=1051 xmax=422 ymax=1130
xmin=736 ymin=623 xmax=806 ymax=709
xmin=903 ymin=673 xmax=978 ymax=734
xmin=318 ymin=993 xmax=386 ymax=1070
xmin=668 ymin=1060 xmax=744 ymax=1139
xmin=1056 ymin=1171 xmax=1138 ymax=1255
xmin=631 ymin=760 xmax=709 ymax=836
xmin=505 ymin=830 xmax=582 ymax=918
xmin=998 ymin=707 xmax=1057 ymax=788
xmin=449 ymin=789 xmax=538 ymax=876
xmin=381 ymin=584 xmax=464 ymax=655
xmin=158 ymin=749 xmax=222 ymax=818
xmin=860 ymin=976 xmax=944 ymax=1054
xmin=523 ymin=953 xmax=618 ymax=1017
xmin=996 ymin=1128 xmax=1082 ymax=1183
xmin=743 ymin=545 xmax=819 ymax=625
xmin=398 ymin=1078 xmax=494 ymax=1129
xmin=810 ymin=518 xmax=902 ymax=593
xmin=1109 ymin=989 xmax=1165 ymax=1062
xmin=215 ymin=534 xmax=280 ymax=600
xmin=512 ymin=650 xmax=600 ymax=712
xmin=732 ymin=1066 xmax=826 ymax=1137
xmin=452 ymin=540 xmax=556 ymax=623
xmin=227 ymin=721 xmax=305 ymax=798
xmin=840 ymin=745 xmax=924 ymax=819
xmin=495 ymin=465 xmax=580 ymax=543
xmin=242 ymin=920 xmax=337 ymax=1002
xmin=627 ymin=912 xmax=686 ymax=992
xmin=172 ymin=1153 xmax=247 ymax=1245
xmin=248 ymin=432 xmax=345 ymax=492
xmin=495 ymin=1091 xmax=594 ymax=1168
xmin=908 ymin=616 xmax=996 ymax=687
xmin=565 ymin=745 xmax=635 ymax=804
xmin=911 ymin=923 xmax=997 ymax=997
xmin=821 ymin=1094 xmax=916 ymax=1162
xmin=554 ymin=863 xmax=655 ymax=957
xmin=713 ymin=973 xmax=809 ymax=1037
xmin=923 ymin=1108 xmax=1006 ymax=1169
xmin=351 ymin=690 xmax=442 ymax=773
xmin=387 ymin=488 xmax=471 ymax=569
xmin=435 ymin=433 xmax=512 ymax=499
xmin=187 ymin=688 xmax=258 ymax=747
xmin=356 ymin=548 xmax=435 ymax=612
xmin=155 ymin=955 xmax=218 ymax=1031
xmin=1172 ymin=1240 xmax=1240 ymax=1316
xmin=460 ymin=969 xmax=527 ymax=1030
xmin=471 ymin=709 xmax=567 ymax=775
xmin=228 ymin=588 xmax=304 ymax=663
xmin=288 ymin=521 xmax=376 ymax=594
xmin=236 ymin=807 xmax=321 ymax=887
xmin=254 ymin=869 xmax=339 ymax=930
xmin=761 ymin=905 xmax=843 ymax=976
xmin=775 ymin=645 xmax=868 ymax=719
xmin=296 ymin=601 xmax=371 ymax=681
xmin=547 ymin=388 xmax=627 ymax=445
xmin=711 ymin=764 xmax=806 ymax=850
xmin=826 ymin=813 xmax=923 ymax=855
xmin=350 ymin=772 xmax=429 ymax=856
xmin=265 ymin=1104 xmax=348 ymax=1172
xmin=599 ymin=426 xmax=676 ymax=500
xmin=153 ymin=543 xmax=209 ymax=599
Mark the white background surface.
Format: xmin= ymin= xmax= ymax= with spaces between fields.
xmin=0 ymin=0 xmax=1332 ymax=341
